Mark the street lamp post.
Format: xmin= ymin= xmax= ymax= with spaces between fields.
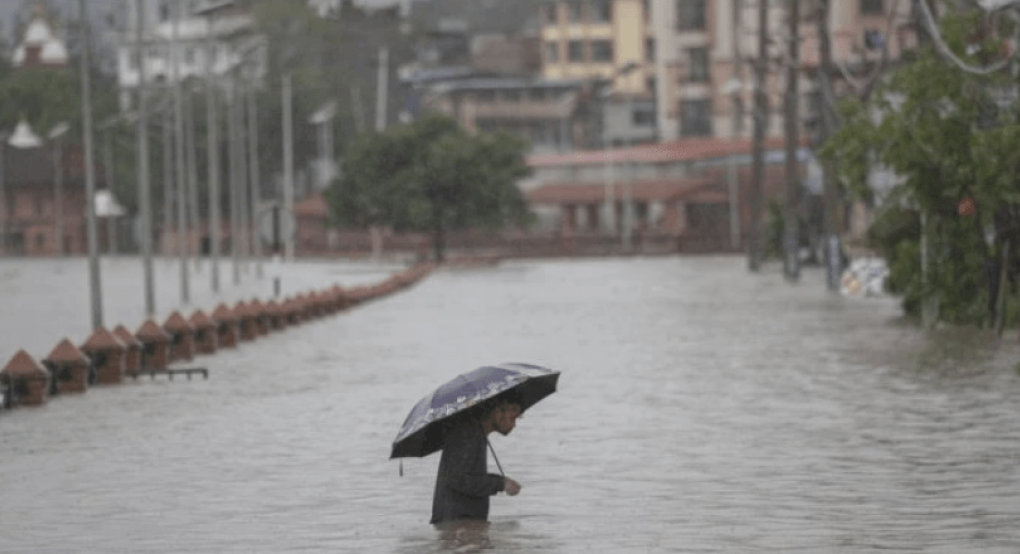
xmin=248 ymin=68 xmax=263 ymax=279
xmin=79 ymin=0 xmax=104 ymax=331
xmin=196 ymin=0 xmax=235 ymax=292
xmin=724 ymin=77 xmax=743 ymax=251
xmin=134 ymin=0 xmax=156 ymax=317
xmin=171 ymin=0 xmax=190 ymax=305
xmin=48 ymin=122 xmax=70 ymax=256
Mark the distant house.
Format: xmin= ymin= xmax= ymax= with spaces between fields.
xmin=11 ymin=6 xmax=69 ymax=69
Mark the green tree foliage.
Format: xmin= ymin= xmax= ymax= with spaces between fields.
xmin=821 ymin=9 xmax=1020 ymax=329
xmin=327 ymin=112 xmax=533 ymax=261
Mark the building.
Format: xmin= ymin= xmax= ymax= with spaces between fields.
xmin=648 ymin=0 xmax=918 ymax=141
xmin=538 ymin=0 xmax=657 ymax=146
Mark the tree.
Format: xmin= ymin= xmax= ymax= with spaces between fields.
xmin=821 ymin=8 xmax=1020 ymax=330
xmin=327 ymin=112 xmax=533 ymax=261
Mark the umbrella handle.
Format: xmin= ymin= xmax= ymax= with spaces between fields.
xmin=486 ymin=438 xmax=505 ymax=478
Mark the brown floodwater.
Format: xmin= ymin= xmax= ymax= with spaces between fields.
xmin=1 ymin=256 xmax=1018 ymax=553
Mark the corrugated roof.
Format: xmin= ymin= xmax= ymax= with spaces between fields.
xmin=136 ymin=320 xmax=171 ymax=342
xmin=188 ymin=309 xmax=216 ymax=329
xmin=82 ymin=326 xmax=126 ymax=351
xmin=163 ymin=311 xmax=193 ymax=332
xmin=2 ymin=349 xmax=48 ymax=377
xmin=113 ymin=325 xmax=142 ymax=348
xmin=45 ymin=338 xmax=89 ymax=364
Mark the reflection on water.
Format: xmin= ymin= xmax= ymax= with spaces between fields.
xmin=1 ymin=256 xmax=1019 ymax=553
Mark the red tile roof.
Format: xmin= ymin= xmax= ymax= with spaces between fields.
xmin=82 ymin=326 xmax=126 ymax=351
xmin=188 ymin=309 xmax=216 ymax=329
xmin=526 ymin=177 xmax=719 ymax=205
xmin=163 ymin=311 xmax=193 ymax=332
xmin=136 ymin=320 xmax=171 ymax=342
xmin=45 ymin=338 xmax=89 ymax=364
xmin=113 ymin=325 xmax=142 ymax=348
xmin=526 ymin=137 xmax=810 ymax=168
xmin=2 ymin=349 xmax=48 ymax=377
xmin=211 ymin=303 xmax=237 ymax=322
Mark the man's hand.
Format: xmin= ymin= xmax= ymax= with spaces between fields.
xmin=503 ymin=477 xmax=521 ymax=496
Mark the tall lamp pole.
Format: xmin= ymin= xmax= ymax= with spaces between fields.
xmin=79 ymin=0 xmax=103 ymax=330
xmin=134 ymin=0 xmax=156 ymax=317
xmin=48 ymin=122 xmax=70 ymax=256
xmin=171 ymin=0 xmax=190 ymax=304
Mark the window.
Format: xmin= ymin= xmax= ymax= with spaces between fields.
xmin=632 ymin=108 xmax=656 ymax=127
xmin=860 ymin=0 xmax=883 ymax=15
xmin=184 ymin=47 xmax=195 ymax=65
xmin=591 ymin=40 xmax=613 ymax=62
xmin=546 ymin=41 xmax=560 ymax=63
xmin=643 ymin=0 xmax=651 ymax=22
xmin=646 ymin=75 xmax=656 ymax=94
xmin=680 ymin=99 xmax=713 ymax=137
xmin=545 ymin=3 xmax=558 ymax=24
xmin=646 ymin=38 xmax=655 ymax=62
xmin=501 ymin=89 xmax=522 ymax=102
xmin=35 ymin=234 xmax=45 ymax=250
xmin=592 ymin=0 xmax=612 ymax=22
xmin=688 ymin=48 xmax=709 ymax=82
xmin=568 ymin=40 xmax=585 ymax=62
xmin=568 ymin=0 xmax=582 ymax=22
xmin=529 ymin=88 xmax=548 ymax=101
xmin=676 ymin=0 xmax=706 ymax=31
xmin=35 ymin=194 xmax=44 ymax=216
xmin=476 ymin=89 xmax=496 ymax=102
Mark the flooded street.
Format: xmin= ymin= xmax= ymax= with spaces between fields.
xmin=1 ymin=256 xmax=1018 ymax=553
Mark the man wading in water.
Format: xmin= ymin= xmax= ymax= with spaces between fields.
xmin=430 ymin=399 xmax=523 ymax=526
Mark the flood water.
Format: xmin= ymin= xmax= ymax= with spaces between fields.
xmin=1 ymin=256 xmax=1018 ymax=553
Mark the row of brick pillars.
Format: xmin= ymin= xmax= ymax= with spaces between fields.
xmin=1 ymin=262 xmax=436 ymax=409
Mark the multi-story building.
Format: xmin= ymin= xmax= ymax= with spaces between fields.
xmin=650 ymin=0 xmax=918 ymax=140
xmin=538 ymin=0 xmax=657 ymax=146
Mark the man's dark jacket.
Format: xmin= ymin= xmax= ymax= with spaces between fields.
xmin=430 ymin=421 xmax=504 ymax=525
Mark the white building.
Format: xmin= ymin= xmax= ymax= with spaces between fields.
xmin=113 ymin=0 xmax=261 ymax=111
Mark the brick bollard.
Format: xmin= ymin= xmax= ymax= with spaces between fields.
xmin=136 ymin=320 xmax=171 ymax=371
xmin=188 ymin=310 xmax=218 ymax=355
xmin=163 ymin=311 xmax=195 ymax=363
xmin=234 ymin=301 xmax=257 ymax=341
xmin=265 ymin=299 xmax=286 ymax=331
xmin=43 ymin=338 xmax=90 ymax=394
xmin=248 ymin=299 xmax=270 ymax=336
xmin=1 ymin=350 xmax=51 ymax=406
xmin=113 ymin=325 xmax=143 ymax=372
xmin=211 ymin=303 xmax=239 ymax=349
xmin=81 ymin=327 xmax=127 ymax=385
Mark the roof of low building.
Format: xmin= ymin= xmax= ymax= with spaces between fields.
xmin=163 ymin=311 xmax=193 ymax=332
xmin=212 ymin=303 xmax=237 ymax=322
xmin=294 ymin=193 xmax=330 ymax=217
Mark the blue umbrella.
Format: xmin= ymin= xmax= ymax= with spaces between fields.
xmin=390 ymin=363 xmax=560 ymax=460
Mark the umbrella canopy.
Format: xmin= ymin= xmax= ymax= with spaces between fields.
xmin=390 ymin=363 xmax=559 ymax=459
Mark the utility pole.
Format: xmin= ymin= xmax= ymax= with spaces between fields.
xmin=228 ymin=76 xmax=241 ymax=284
xmin=376 ymin=46 xmax=389 ymax=131
xmin=247 ymin=72 xmax=263 ymax=279
xmin=749 ymin=0 xmax=768 ymax=271
xmin=172 ymin=0 xmax=190 ymax=304
xmin=783 ymin=0 xmax=801 ymax=282
xmin=185 ymin=89 xmax=201 ymax=270
xmin=282 ymin=73 xmax=295 ymax=261
xmin=817 ymin=0 xmax=842 ymax=292
xmin=236 ymin=77 xmax=250 ymax=273
xmin=203 ymin=9 xmax=222 ymax=293
xmin=79 ymin=0 xmax=103 ymax=330
xmin=136 ymin=0 xmax=155 ymax=317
